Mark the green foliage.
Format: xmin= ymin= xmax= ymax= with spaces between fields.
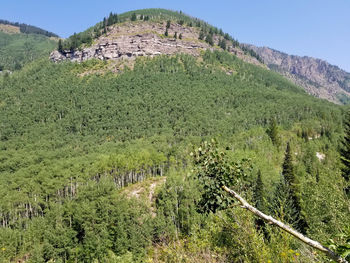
xmin=107 ymin=12 xmax=119 ymax=26
xmin=131 ymin=13 xmax=137 ymax=21
xmin=192 ymin=140 xmax=249 ymax=213
xmin=218 ymin=38 xmax=227 ymax=50
xmin=334 ymin=226 xmax=350 ymax=261
xmin=57 ymin=39 xmax=63 ymax=53
xmin=340 ymin=111 xmax=350 ymax=185
xmin=253 ymin=170 xmax=268 ymax=234
xmin=0 ymin=43 xmax=348 ymax=261
xmin=0 ymin=19 xmax=58 ymax=37
xmin=253 ymin=170 xmax=266 ymax=213
xmin=0 ymin=31 xmax=56 ymax=71
xmin=155 ymin=171 xmax=202 ymax=239
xmin=205 ymin=33 xmax=214 ymax=46
xmin=273 ymin=143 xmax=308 ymax=234
xmin=0 ymin=177 xmax=154 ymax=262
xmin=198 ymin=29 xmax=205 ymax=40
xmin=266 ymin=118 xmax=281 ymax=147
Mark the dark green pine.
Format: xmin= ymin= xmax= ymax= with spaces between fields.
xmin=253 ymin=170 xmax=266 ymax=213
xmin=340 ymin=112 xmax=350 ymax=182
xmin=282 ymin=142 xmax=294 ymax=184
xmin=282 ymin=142 xmax=308 ymax=234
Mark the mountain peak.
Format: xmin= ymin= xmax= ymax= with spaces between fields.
xmin=50 ymin=10 xmax=264 ymax=70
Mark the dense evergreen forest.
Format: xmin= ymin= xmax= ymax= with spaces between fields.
xmin=0 ymin=8 xmax=349 ymax=263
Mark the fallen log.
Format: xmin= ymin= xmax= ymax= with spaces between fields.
xmin=223 ymin=185 xmax=348 ymax=263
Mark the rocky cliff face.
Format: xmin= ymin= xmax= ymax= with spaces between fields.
xmin=50 ymin=21 xmax=263 ymax=67
xmin=245 ymin=45 xmax=350 ymax=104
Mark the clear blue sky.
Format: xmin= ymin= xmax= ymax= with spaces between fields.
xmin=1 ymin=0 xmax=349 ymax=71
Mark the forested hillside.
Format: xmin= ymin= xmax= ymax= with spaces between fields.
xmin=0 ymin=21 xmax=57 ymax=71
xmin=0 ymin=8 xmax=349 ymax=263
xmin=0 ymin=19 xmax=58 ymax=37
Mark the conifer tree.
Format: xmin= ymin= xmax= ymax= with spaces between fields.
xmin=58 ymin=39 xmax=63 ymax=53
xmin=103 ymin=18 xmax=107 ymax=34
xmin=131 ymin=13 xmax=137 ymax=21
xmin=205 ymin=34 xmax=214 ymax=46
xmin=282 ymin=143 xmax=294 ymax=184
xmin=267 ymin=119 xmax=280 ymax=146
xmin=253 ymin=170 xmax=267 ymax=232
xmin=70 ymin=33 xmax=78 ymax=51
xmin=179 ymin=33 xmax=183 ymax=40
xmin=198 ymin=30 xmax=205 ymax=40
xmin=340 ymin=111 xmax=350 ymax=194
xmin=102 ymin=17 xmax=106 ymax=29
xmin=107 ymin=12 xmax=113 ymax=26
xmin=253 ymin=170 xmax=266 ymax=212
xmin=174 ymin=32 xmax=177 ymax=39
xmin=281 ymin=142 xmax=308 ymax=234
xmin=164 ymin=28 xmax=168 ymax=37
xmin=219 ymin=39 xmax=226 ymax=50
xmin=166 ymin=20 xmax=171 ymax=29
xmin=94 ymin=28 xmax=101 ymax=38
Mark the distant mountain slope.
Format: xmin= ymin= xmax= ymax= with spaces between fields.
xmin=0 ymin=19 xmax=58 ymax=71
xmin=0 ymin=19 xmax=58 ymax=37
xmin=245 ymin=45 xmax=350 ymax=104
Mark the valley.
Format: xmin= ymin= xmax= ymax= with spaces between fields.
xmin=0 ymin=8 xmax=349 ymax=263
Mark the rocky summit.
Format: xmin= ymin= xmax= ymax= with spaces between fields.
xmin=50 ymin=21 xmax=263 ymax=67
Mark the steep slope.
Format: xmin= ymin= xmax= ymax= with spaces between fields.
xmin=0 ymin=52 xmax=342 ymax=226
xmin=0 ymin=20 xmax=57 ymax=71
xmin=0 ymin=19 xmax=58 ymax=37
xmin=246 ymin=45 xmax=350 ymax=104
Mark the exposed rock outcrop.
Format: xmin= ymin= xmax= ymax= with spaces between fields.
xmin=50 ymin=21 xmax=264 ymax=67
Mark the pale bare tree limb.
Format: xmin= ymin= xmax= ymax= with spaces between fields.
xmin=222 ymin=185 xmax=348 ymax=263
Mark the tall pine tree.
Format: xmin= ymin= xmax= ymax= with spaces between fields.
xmin=253 ymin=170 xmax=266 ymax=213
xmin=253 ymin=170 xmax=267 ymax=234
xmin=58 ymin=39 xmax=63 ymax=53
xmin=267 ymin=119 xmax=280 ymax=147
xmin=273 ymin=142 xmax=308 ymax=234
xmin=340 ymin=111 xmax=350 ymax=194
xmin=131 ymin=13 xmax=137 ymax=21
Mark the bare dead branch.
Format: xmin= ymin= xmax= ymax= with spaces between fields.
xmin=222 ymin=185 xmax=348 ymax=263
